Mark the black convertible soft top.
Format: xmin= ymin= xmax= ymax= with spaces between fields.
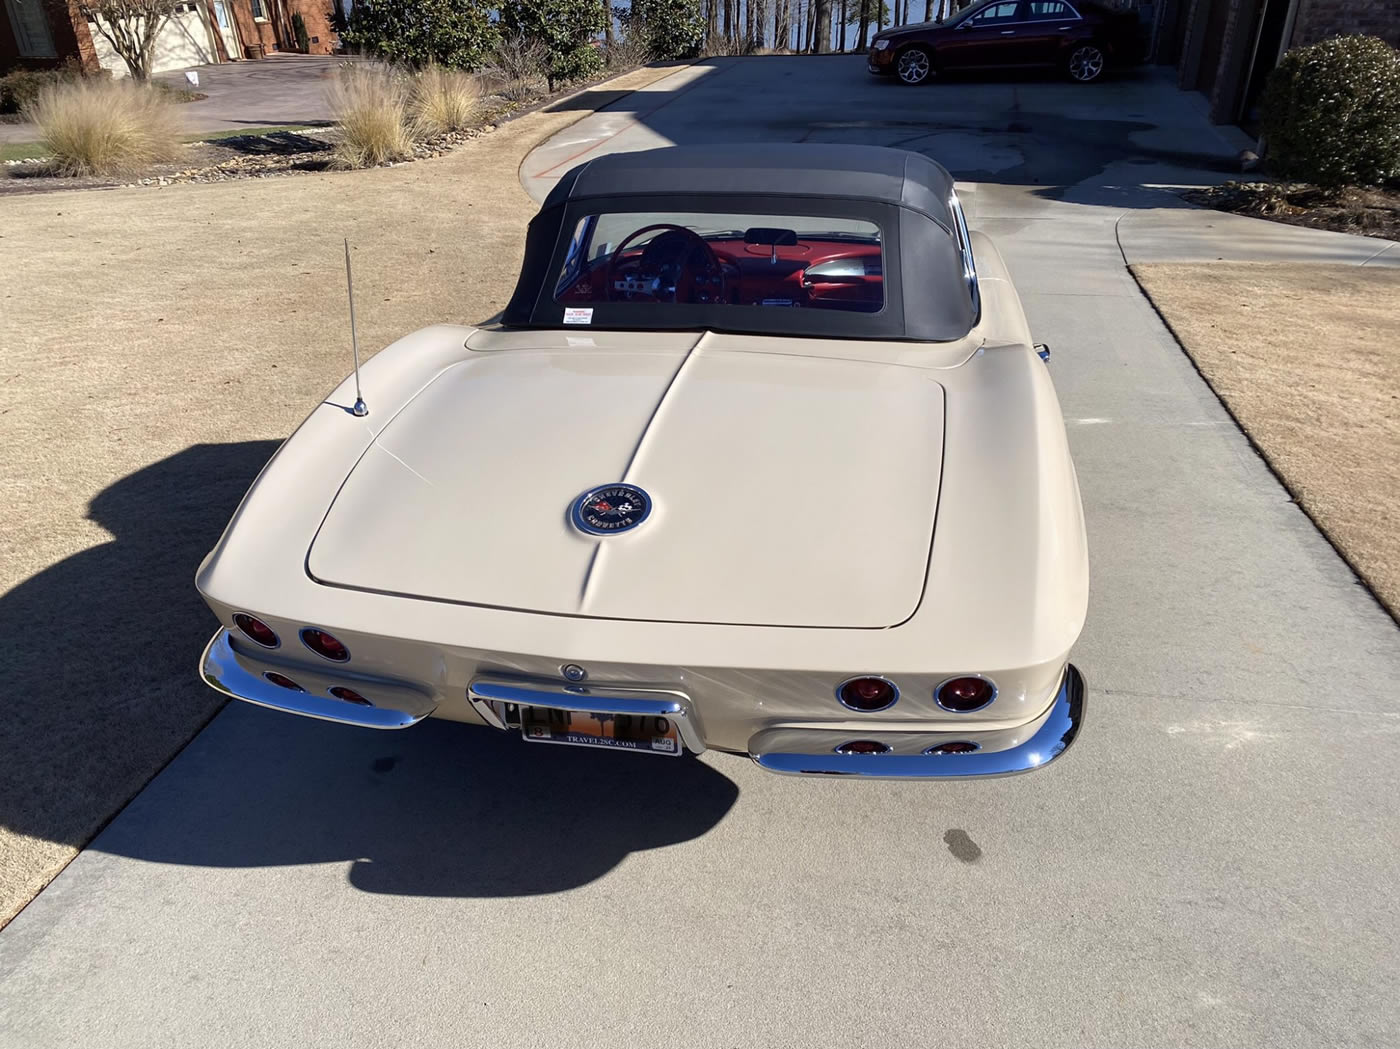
xmin=542 ymin=144 xmax=959 ymax=231
xmin=504 ymin=144 xmax=977 ymax=342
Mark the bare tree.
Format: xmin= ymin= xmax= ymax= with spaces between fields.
xmin=813 ymin=0 xmax=829 ymax=51
xmin=77 ymin=0 xmax=180 ymax=81
xmin=773 ymin=0 xmax=788 ymax=49
xmin=753 ymin=0 xmax=767 ymax=48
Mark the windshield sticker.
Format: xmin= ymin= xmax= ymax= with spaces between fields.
xmin=563 ymin=307 xmax=594 ymax=325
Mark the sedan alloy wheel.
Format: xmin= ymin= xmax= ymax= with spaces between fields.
xmin=1067 ymin=44 xmax=1105 ymax=83
xmin=897 ymin=47 xmax=933 ymax=85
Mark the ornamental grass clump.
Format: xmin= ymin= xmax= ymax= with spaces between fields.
xmin=24 ymin=77 xmax=179 ymax=176
xmin=327 ymin=62 xmax=412 ymax=168
xmin=407 ymin=63 xmax=481 ymax=138
xmin=1261 ymin=35 xmax=1400 ymax=189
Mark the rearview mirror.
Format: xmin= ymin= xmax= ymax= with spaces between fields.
xmin=743 ymin=227 xmax=799 ymax=246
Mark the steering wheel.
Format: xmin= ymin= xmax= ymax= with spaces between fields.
xmin=604 ymin=224 xmax=728 ymax=304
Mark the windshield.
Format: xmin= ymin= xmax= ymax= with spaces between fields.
xmin=554 ymin=210 xmax=885 ymax=317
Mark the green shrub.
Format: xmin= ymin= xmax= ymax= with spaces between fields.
xmin=619 ymin=0 xmax=705 ymax=61
xmin=342 ymin=0 xmax=498 ymax=69
xmin=1261 ymin=35 xmax=1400 ymax=188
xmin=499 ymin=0 xmax=607 ymax=91
xmin=292 ymin=12 xmax=311 ymax=53
xmin=1 ymin=69 xmax=70 ymax=114
xmin=24 ymin=78 xmax=180 ymax=175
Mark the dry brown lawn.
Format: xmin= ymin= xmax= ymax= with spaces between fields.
xmin=1133 ymin=262 xmax=1400 ymax=620
xmin=0 ymin=65 xmax=677 ymax=926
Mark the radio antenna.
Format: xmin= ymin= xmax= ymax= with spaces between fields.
xmin=344 ymin=238 xmax=368 ymax=418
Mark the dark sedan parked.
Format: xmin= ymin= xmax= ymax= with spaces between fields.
xmin=868 ymin=0 xmax=1146 ymax=84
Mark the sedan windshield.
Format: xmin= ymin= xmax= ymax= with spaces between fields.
xmin=554 ymin=210 xmax=885 ymax=314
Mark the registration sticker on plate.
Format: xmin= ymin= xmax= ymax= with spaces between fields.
xmin=520 ymin=706 xmax=682 ymax=756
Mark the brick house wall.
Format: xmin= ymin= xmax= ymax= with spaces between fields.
xmin=228 ymin=0 xmax=335 ymax=57
xmin=1 ymin=0 xmax=98 ymax=73
xmin=1165 ymin=0 xmax=1399 ymax=125
xmin=286 ymin=0 xmax=336 ymax=54
xmin=1291 ymin=0 xmax=1400 ymax=47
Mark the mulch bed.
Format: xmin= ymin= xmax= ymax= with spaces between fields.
xmin=0 ymin=123 xmax=503 ymax=195
xmin=0 ymin=67 xmax=648 ymax=196
xmin=1183 ymin=181 xmax=1400 ymax=241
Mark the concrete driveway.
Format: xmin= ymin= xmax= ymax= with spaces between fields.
xmin=156 ymin=53 xmax=342 ymax=134
xmin=2 ymin=59 xmax=1398 ymax=1049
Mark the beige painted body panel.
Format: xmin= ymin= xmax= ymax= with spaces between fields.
xmin=197 ymin=232 xmax=1088 ymax=753
xmin=309 ymin=343 xmax=945 ymax=627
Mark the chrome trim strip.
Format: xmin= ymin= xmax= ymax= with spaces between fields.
xmin=200 ymin=629 xmax=434 ymax=729
xmin=750 ymin=664 xmax=1085 ymax=779
xmin=948 ymin=191 xmax=981 ymax=326
xmin=467 ymin=678 xmax=706 ymax=754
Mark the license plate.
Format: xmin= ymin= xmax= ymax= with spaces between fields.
xmin=520 ymin=706 xmax=682 ymax=756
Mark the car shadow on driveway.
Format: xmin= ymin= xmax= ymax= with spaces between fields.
xmin=0 ymin=443 xmax=281 ymax=872
xmin=95 ymin=703 xmax=740 ymax=897
xmin=0 ymin=440 xmax=738 ymax=901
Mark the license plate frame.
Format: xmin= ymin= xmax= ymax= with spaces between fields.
xmin=519 ymin=704 xmax=684 ymax=756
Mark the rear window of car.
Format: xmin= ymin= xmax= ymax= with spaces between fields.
xmin=553 ymin=211 xmax=885 ymax=315
xmin=1026 ymin=1 xmax=1078 ymax=18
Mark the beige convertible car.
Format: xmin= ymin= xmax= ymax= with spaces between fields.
xmin=197 ymin=144 xmax=1088 ymax=778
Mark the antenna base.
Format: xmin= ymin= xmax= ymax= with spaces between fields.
xmin=351 ymin=399 xmax=369 ymax=418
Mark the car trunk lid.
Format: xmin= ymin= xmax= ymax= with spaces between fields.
xmin=307 ymin=339 xmax=945 ymax=628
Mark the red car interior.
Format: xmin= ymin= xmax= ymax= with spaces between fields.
xmin=557 ymin=229 xmax=884 ymax=313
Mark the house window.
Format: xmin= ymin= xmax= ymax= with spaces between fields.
xmin=250 ymin=0 xmax=267 ymax=18
xmin=4 ymin=0 xmax=57 ymax=57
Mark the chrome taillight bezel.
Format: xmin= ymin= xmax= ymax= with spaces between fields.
xmin=835 ymin=675 xmax=900 ymax=713
xmin=300 ymin=627 xmax=351 ymax=663
xmin=232 ymin=612 xmax=280 ymax=650
xmin=934 ymin=674 xmax=998 ymax=713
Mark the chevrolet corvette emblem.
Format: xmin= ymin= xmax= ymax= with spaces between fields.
xmin=571 ymin=483 xmax=652 ymax=535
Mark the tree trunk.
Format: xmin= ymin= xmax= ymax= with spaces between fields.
xmin=813 ymin=0 xmax=829 ymax=52
xmin=857 ymin=0 xmax=868 ymax=48
xmin=753 ymin=0 xmax=767 ymax=47
xmin=877 ymin=0 xmax=884 ymax=31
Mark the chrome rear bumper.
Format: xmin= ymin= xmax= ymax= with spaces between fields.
xmin=200 ymin=629 xmax=437 ymax=729
xmin=748 ymin=665 xmax=1085 ymax=779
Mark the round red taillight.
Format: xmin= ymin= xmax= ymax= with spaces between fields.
xmin=837 ymin=676 xmax=898 ymax=712
xmin=935 ymin=676 xmax=996 ymax=712
xmin=926 ymin=741 xmax=980 ymax=755
xmin=329 ymin=686 xmax=372 ymax=707
xmin=301 ymin=628 xmax=350 ymax=663
xmin=264 ymin=671 xmax=305 ymax=692
xmin=834 ymin=740 xmax=891 ymax=755
xmin=233 ymin=613 xmax=279 ymax=649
